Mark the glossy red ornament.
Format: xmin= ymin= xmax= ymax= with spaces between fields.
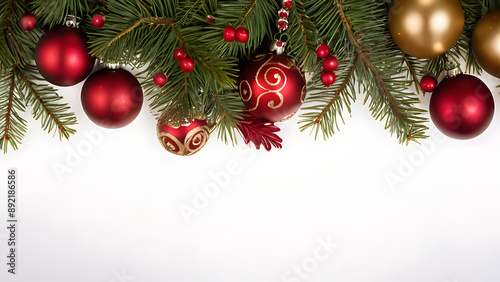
xmin=278 ymin=8 xmax=289 ymax=18
xmin=92 ymin=15 xmax=105 ymax=27
xmin=316 ymin=43 xmax=329 ymax=58
xmin=223 ymin=26 xmax=236 ymax=42
xmin=35 ymin=26 xmax=95 ymax=86
xmin=19 ymin=13 xmax=37 ymax=31
xmin=321 ymin=71 xmax=336 ymax=87
xmin=179 ymin=57 xmax=194 ymax=72
xmin=157 ymin=117 xmax=210 ymax=156
xmin=81 ymin=68 xmax=143 ymax=129
xmin=429 ymin=74 xmax=494 ymax=139
xmin=284 ymin=0 xmax=293 ymax=10
xmin=323 ymin=55 xmax=338 ymax=71
xmin=238 ymin=54 xmax=306 ymax=123
xmin=235 ymin=27 xmax=249 ymax=43
xmin=420 ymin=75 xmax=437 ymax=92
xmin=206 ymin=15 xmax=215 ymax=22
xmin=174 ymin=49 xmax=186 ymax=61
xmin=154 ymin=72 xmax=168 ymax=87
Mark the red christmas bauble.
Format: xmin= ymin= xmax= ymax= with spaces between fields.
xmin=92 ymin=15 xmax=105 ymax=27
xmin=19 ymin=13 xmax=37 ymax=31
xmin=157 ymin=117 xmax=210 ymax=156
xmin=174 ymin=49 xmax=186 ymax=61
xmin=321 ymin=71 xmax=336 ymax=87
xmin=238 ymin=54 xmax=306 ymax=123
xmin=316 ymin=43 xmax=329 ymax=58
xmin=81 ymin=68 xmax=143 ymax=129
xmin=35 ymin=26 xmax=95 ymax=86
xmin=223 ymin=26 xmax=236 ymax=42
xmin=429 ymin=74 xmax=494 ymax=140
xmin=180 ymin=57 xmax=194 ymax=72
xmin=235 ymin=27 xmax=249 ymax=43
xmin=323 ymin=55 xmax=338 ymax=71
xmin=420 ymin=75 xmax=437 ymax=92
xmin=154 ymin=72 xmax=168 ymax=87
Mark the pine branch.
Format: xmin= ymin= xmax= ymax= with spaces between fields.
xmin=0 ymin=67 xmax=26 ymax=153
xmin=31 ymin=0 xmax=98 ymax=29
xmin=15 ymin=65 xmax=77 ymax=140
xmin=286 ymin=0 xmax=318 ymax=71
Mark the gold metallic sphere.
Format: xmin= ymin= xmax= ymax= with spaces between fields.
xmin=389 ymin=0 xmax=465 ymax=59
xmin=472 ymin=9 xmax=500 ymax=79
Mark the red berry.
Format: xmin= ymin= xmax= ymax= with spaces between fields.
xmin=316 ymin=43 xmax=329 ymax=58
xmin=278 ymin=18 xmax=288 ymax=30
xmin=321 ymin=71 xmax=336 ymax=87
xmin=235 ymin=27 xmax=249 ymax=43
xmin=180 ymin=57 xmax=194 ymax=72
xmin=323 ymin=55 xmax=338 ymax=71
xmin=92 ymin=15 xmax=105 ymax=28
xmin=278 ymin=8 xmax=289 ymax=18
xmin=420 ymin=75 xmax=437 ymax=92
xmin=19 ymin=13 xmax=37 ymax=32
xmin=284 ymin=0 xmax=293 ymax=10
xmin=223 ymin=26 xmax=236 ymax=42
xmin=153 ymin=73 xmax=168 ymax=87
xmin=206 ymin=15 xmax=215 ymax=22
xmin=174 ymin=49 xmax=187 ymax=61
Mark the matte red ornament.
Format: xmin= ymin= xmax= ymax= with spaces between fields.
xmin=154 ymin=72 xmax=168 ymax=87
xmin=420 ymin=75 xmax=437 ymax=92
xmin=92 ymin=15 xmax=105 ymax=28
xmin=19 ymin=13 xmax=37 ymax=31
xmin=238 ymin=54 xmax=306 ymax=123
xmin=323 ymin=55 xmax=338 ymax=71
xmin=429 ymin=74 xmax=494 ymax=139
xmin=316 ymin=43 xmax=329 ymax=58
xmin=223 ymin=26 xmax=236 ymax=42
xmin=35 ymin=26 xmax=95 ymax=86
xmin=235 ymin=27 xmax=249 ymax=43
xmin=81 ymin=68 xmax=143 ymax=129
xmin=179 ymin=57 xmax=194 ymax=72
xmin=206 ymin=15 xmax=215 ymax=22
xmin=174 ymin=49 xmax=186 ymax=61
xmin=284 ymin=0 xmax=293 ymax=10
xmin=321 ymin=71 xmax=336 ymax=87
xmin=157 ymin=117 xmax=210 ymax=156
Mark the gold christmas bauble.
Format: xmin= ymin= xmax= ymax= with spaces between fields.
xmin=389 ymin=0 xmax=465 ymax=59
xmin=472 ymin=9 xmax=500 ymax=79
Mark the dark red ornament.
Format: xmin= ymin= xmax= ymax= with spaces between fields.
xmin=235 ymin=27 xmax=249 ymax=43
xmin=35 ymin=26 xmax=95 ymax=86
xmin=321 ymin=71 xmax=336 ymax=87
xmin=316 ymin=43 xmax=329 ymax=58
xmin=180 ymin=57 xmax=194 ymax=72
xmin=278 ymin=8 xmax=289 ymax=18
xmin=429 ymin=74 xmax=494 ymax=140
xmin=323 ymin=55 xmax=338 ymax=71
xmin=223 ymin=26 xmax=236 ymax=42
xmin=278 ymin=18 xmax=288 ymax=30
xmin=154 ymin=72 xmax=168 ymax=87
xmin=284 ymin=0 xmax=293 ymax=10
xmin=92 ymin=15 xmax=105 ymax=28
xmin=206 ymin=15 xmax=215 ymax=22
xmin=81 ymin=68 xmax=143 ymax=129
xmin=174 ymin=49 xmax=186 ymax=61
xmin=19 ymin=13 xmax=37 ymax=31
xmin=157 ymin=117 xmax=210 ymax=156
xmin=238 ymin=54 xmax=306 ymax=123
xmin=420 ymin=75 xmax=437 ymax=92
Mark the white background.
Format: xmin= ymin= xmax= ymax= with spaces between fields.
xmin=1 ymin=65 xmax=500 ymax=282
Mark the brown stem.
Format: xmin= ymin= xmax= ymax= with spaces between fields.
xmin=15 ymin=66 xmax=70 ymax=139
xmin=315 ymin=54 xmax=359 ymax=124
xmin=107 ymin=17 xmax=174 ymax=47
xmin=236 ymin=0 xmax=257 ymax=27
xmin=403 ymin=54 xmax=421 ymax=95
xmin=2 ymin=72 xmax=15 ymax=141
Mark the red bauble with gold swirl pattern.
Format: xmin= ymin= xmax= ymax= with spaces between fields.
xmin=238 ymin=54 xmax=306 ymax=123
xmin=157 ymin=117 xmax=210 ymax=156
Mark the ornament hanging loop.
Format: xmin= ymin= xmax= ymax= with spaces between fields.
xmin=64 ymin=15 xmax=81 ymax=28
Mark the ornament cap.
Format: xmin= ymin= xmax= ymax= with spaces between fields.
xmin=64 ymin=15 xmax=81 ymax=28
xmin=99 ymin=58 xmax=121 ymax=69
